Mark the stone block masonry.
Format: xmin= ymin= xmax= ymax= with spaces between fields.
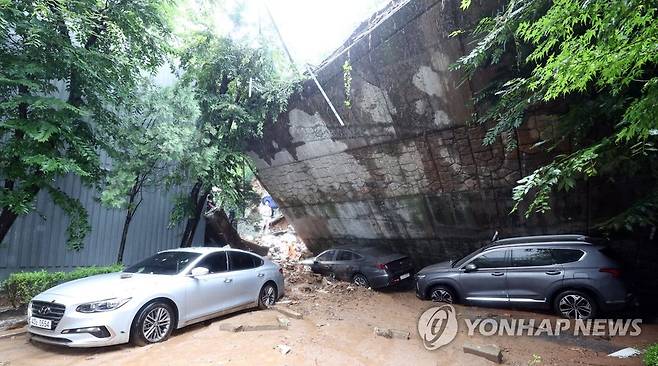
xmin=248 ymin=0 xmax=599 ymax=266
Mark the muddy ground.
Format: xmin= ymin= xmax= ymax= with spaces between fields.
xmin=1 ymin=268 xmax=656 ymax=366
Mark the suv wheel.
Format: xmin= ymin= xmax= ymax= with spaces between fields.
xmin=132 ymin=302 xmax=175 ymax=346
xmin=429 ymin=285 xmax=455 ymax=304
xmin=554 ymin=290 xmax=597 ymax=319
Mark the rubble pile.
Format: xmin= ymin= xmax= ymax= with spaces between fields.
xmin=261 ymin=226 xmax=311 ymax=262
xmin=282 ymin=263 xmax=371 ymax=297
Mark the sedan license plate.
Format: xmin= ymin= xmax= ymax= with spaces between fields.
xmin=30 ymin=317 xmax=52 ymax=330
xmin=400 ymin=273 xmax=410 ymax=280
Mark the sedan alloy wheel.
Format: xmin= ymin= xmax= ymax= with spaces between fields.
xmin=258 ymin=283 xmax=277 ymax=309
xmin=142 ymin=307 xmax=172 ymax=343
xmin=133 ymin=302 xmax=175 ymax=346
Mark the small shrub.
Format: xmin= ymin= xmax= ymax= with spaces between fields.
xmin=2 ymin=264 xmax=123 ymax=308
xmin=645 ymin=343 xmax=658 ymax=366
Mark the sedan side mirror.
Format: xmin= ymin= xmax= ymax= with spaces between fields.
xmin=464 ymin=263 xmax=478 ymax=273
xmin=191 ymin=267 xmax=209 ymax=277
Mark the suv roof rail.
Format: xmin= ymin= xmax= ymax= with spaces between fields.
xmin=493 ymin=234 xmax=592 ymax=245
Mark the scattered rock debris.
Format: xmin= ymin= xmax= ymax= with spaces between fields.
xmin=275 ymin=344 xmax=291 ymax=355
xmin=277 ymin=316 xmax=290 ymax=328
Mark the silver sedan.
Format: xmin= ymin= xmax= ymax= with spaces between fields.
xmin=27 ymin=248 xmax=284 ymax=347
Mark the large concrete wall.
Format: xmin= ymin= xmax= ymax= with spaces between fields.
xmin=249 ymin=0 xmax=619 ymax=266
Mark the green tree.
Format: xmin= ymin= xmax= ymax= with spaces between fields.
xmin=100 ymin=83 xmax=197 ymax=263
xmin=0 ymin=0 xmax=174 ymax=249
xmin=455 ymin=0 xmax=658 ymax=230
xmin=173 ymin=31 xmax=295 ymax=248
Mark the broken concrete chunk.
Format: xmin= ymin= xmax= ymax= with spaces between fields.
xmin=277 ymin=316 xmax=291 ymax=328
xmin=276 ymin=344 xmax=291 ymax=355
xmin=390 ymin=329 xmax=411 ymax=340
xmin=272 ymin=305 xmax=303 ymax=319
xmin=463 ymin=342 xmax=503 ymax=364
xmin=218 ymin=323 xmax=243 ymax=332
xmin=374 ymin=327 xmax=410 ymax=340
xmin=608 ymin=347 xmax=641 ymax=358
xmin=374 ymin=327 xmax=392 ymax=338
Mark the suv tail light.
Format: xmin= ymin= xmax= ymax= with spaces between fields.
xmin=599 ymin=268 xmax=621 ymax=278
xmin=376 ymin=263 xmax=388 ymax=270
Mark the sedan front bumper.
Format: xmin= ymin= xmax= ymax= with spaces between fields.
xmin=28 ymin=298 xmax=136 ymax=348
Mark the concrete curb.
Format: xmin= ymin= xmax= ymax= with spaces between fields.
xmin=463 ymin=342 xmax=503 ymax=364
xmin=0 ymin=328 xmax=27 ymax=340
xmin=271 ymin=306 xmax=303 ymax=319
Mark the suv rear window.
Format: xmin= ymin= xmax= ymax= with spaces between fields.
xmin=551 ymin=249 xmax=584 ymax=264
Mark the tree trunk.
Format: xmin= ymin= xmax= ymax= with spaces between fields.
xmin=0 ymin=89 xmax=33 ymax=244
xmin=0 ymin=182 xmax=40 ymax=245
xmin=180 ymin=181 xmax=208 ymax=248
xmin=117 ymin=183 xmax=143 ymax=264
xmin=116 ymin=211 xmax=133 ymax=264
xmin=205 ymin=208 xmax=269 ymax=256
xmin=0 ymin=209 xmax=19 ymax=244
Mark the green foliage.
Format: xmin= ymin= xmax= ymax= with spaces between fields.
xmin=0 ymin=0 xmax=175 ymax=248
xmin=528 ymin=354 xmax=542 ymax=366
xmin=645 ymin=343 xmax=658 ymax=366
xmin=100 ymin=82 xmax=197 ymax=211
xmin=171 ymin=31 xmax=297 ymax=226
xmin=455 ymin=0 xmax=658 ymax=229
xmin=2 ymin=265 xmax=123 ymax=308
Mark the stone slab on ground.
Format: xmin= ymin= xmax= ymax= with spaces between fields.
xmin=463 ymin=342 xmax=503 ymax=364
xmin=271 ymin=305 xmax=303 ymax=319
xmin=218 ymin=323 xmax=243 ymax=332
xmin=242 ymin=323 xmax=287 ymax=331
xmin=218 ymin=322 xmax=287 ymax=332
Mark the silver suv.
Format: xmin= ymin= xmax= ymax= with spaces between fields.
xmin=415 ymin=235 xmax=630 ymax=319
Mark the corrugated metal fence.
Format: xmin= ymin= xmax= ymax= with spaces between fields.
xmin=0 ymin=173 xmax=205 ymax=280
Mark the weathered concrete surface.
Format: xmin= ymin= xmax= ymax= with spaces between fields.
xmin=248 ymin=0 xmax=619 ymax=267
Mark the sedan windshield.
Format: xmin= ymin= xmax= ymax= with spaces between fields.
xmin=124 ymin=252 xmax=201 ymax=275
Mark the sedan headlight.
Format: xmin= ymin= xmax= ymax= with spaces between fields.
xmin=415 ymin=274 xmax=427 ymax=279
xmin=76 ymin=298 xmax=131 ymax=313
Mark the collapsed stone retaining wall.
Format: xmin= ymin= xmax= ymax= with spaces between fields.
xmin=248 ymin=0 xmax=626 ymax=266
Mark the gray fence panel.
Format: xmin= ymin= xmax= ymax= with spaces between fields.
xmin=0 ymin=174 xmax=205 ymax=280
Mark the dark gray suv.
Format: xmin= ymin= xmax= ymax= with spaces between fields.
xmin=415 ymin=235 xmax=630 ymax=319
